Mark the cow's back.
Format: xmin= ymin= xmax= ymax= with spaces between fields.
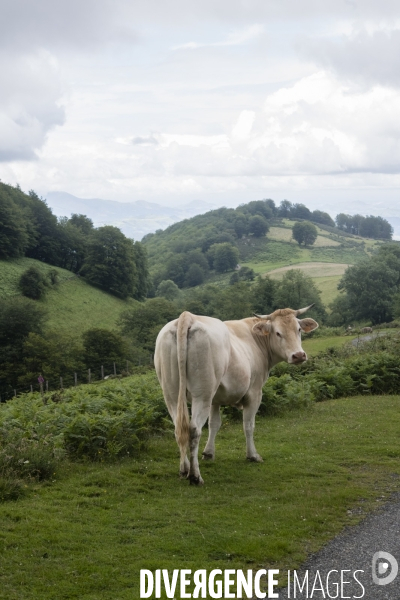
xmin=155 ymin=313 xmax=231 ymax=401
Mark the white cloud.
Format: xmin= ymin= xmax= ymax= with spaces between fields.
xmin=172 ymin=24 xmax=265 ymax=50
xmin=300 ymin=27 xmax=400 ymax=88
xmin=0 ymin=50 xmax=65 ymax=161
xmin=2 ymin=0 xmax=400 ymax=219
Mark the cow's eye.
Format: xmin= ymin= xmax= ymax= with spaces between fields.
xmin=276 ymin=332 xmax=281 ymax=337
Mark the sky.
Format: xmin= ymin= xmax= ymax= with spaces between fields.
xmin=1 ymin=0 xmax=400 ymax=216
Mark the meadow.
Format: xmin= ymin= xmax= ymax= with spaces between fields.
xmin=1 ymin=394 xmax=400 ymax=599
xmin=0 ymin=258 xmax=135 ymax=333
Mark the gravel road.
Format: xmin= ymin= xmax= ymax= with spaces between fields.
xmin=277 ymin=493 xmax=400 ymax=599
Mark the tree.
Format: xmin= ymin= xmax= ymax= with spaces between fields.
xmin=208 ymin=282 xmax=253 ymax=321
xmin=0 ymin=192 xmax=30 ymax=258
xmin=234 ymin=214 xmax=249 ymax=238
xmin=0 ymin=297 xmax=46 ymax=390
xmin=311 ymin=210 xmax=335 ymax=227
xmin=68 ymin=214 xmax=94 ymax=235
xmin=207 ymin=243 xmax=239 ymax=273
xmin=82 ymin=329 xmax=129 ymax=373
xmin=156 ymin=279 xmax=181 ymax=301
xmin=249 ymin=215 xmax=269 ymax=238
xmin=25 ymin=191 xmax=62 ymax=265
xmin=20 ymin=331 xmax=85 ymax=387
xmin=290 ymin=203 xmax=312 ymax=220
xmin=18 ymin=266 xmax=48 ymax=299
xmin=250 ymin=276 xmax=277 ymax=314
xmin=242 ymin=200 xmax=273 ymax=220
xmin=184 ymin=264 xmax=205 ymax=287
xmin=164 ymin=255 xmax=186 ymax=288
xmin=274 ymin=270 xmax=326 ymax=321
xmin=336 ymin=252 xmax=400 ymax=324
xmin=278 ymin=200 xmax=292 ymax=217
xmin=133 ymin=241 xmax=150 ymax=299
xmin=80 ymin=226 xmax=139 ymax=299
xmin=292 ymin=221 xmax=318 ymax=247
xmin=119 ymin=298 xmax=179 ymax=352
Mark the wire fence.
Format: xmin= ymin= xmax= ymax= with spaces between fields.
xmin=0 ymin=354 xmax=154 ymax=403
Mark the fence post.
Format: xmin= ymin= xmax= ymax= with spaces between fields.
xmin=46 ymin=380 xmax=49 ymax=392
xmin=30 ymin=384 xmax=33 ymax=393
xmin=60 ymin=377 xmax=63 ymax=389
xmin=74 ymin=373 xmax=77 ymax=386
xmin=114 ymin=362 xmax=116 ymax=376
xmin=14 ymin=389 xmax=17 ymax=398
xmin=101 ymin=365 xmax=104 ymax=380
xmin=88 ymin=368 xmax=91 ymax=384
xmin=126 ymin=360 xmax=129 ymax=374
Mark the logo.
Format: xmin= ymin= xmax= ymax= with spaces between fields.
xmin=372 ymin=551 xmax=398 ymax=586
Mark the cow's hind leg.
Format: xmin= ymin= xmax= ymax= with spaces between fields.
xmin=188 ymin=400 xmax=211 ymax=485
xmin=242 ymin=392 xmax=263 ymax=463
xmin=202 ymin=404 xmax=221 ymax=460
xmin=162 ymin=392 xmax=190 ymax=477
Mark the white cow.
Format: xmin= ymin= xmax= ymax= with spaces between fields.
xmin=154 ymin=305 xmax=318 ymax=484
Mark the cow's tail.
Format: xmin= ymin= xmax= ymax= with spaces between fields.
xmin=175 ymin=311 xmax=192 ymax=461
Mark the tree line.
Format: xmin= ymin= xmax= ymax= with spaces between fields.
xmin=0 ymin=182 xmax=149 ymax=299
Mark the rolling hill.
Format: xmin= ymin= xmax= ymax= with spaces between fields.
xmin=142 ymin=213 xmax=383 ymax=307
xmin=0 ymin=257 xmax=136 ymax=333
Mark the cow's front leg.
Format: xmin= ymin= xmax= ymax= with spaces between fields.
xmin=242 ymin=393 xmax=263 ymax=463
xmin=188 ymin=401 xmax=211 ymax=485
xmin=202 ymin=404 xmax=221 ymax=460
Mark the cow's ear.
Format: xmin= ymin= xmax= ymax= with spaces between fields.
xmin=252 ymin=321 xmax=271 ymax=336
xmin=298 ymin=318 xmax=319 ymax=333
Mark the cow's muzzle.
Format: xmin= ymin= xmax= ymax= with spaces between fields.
xmin=291 ymin=351 xmax=307 ymax=364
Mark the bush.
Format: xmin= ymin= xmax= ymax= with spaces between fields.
xmin=18 ymin=266 xmax=48 ymax=299
xmin=0 ymin=373 xmax=169 ymax=466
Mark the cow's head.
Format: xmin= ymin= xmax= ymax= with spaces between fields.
xmin=252 ymin=304 xmax=318 ymax=365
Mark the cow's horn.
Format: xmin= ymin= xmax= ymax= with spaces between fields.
xmin=253 ymin=312 xmax=272 ymax=320
xmin=295 ymin=304 xmax=315 ymax=316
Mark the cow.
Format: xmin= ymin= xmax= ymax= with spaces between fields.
xmin=360 ymin=327 xmax=373 ymax=334
xmin=154 ymin=305 xmax=318 ymax=485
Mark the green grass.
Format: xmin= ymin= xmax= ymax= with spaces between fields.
xmin=0 ymin=258 xmax=136 ymax=333
xmin=302 ymin=335 xmax=356 ymax=356
xmin=313 ymin=275 xmax=342 ymax=307
xmin=1 ymin=395 xmax=400 ymax=599
xmin=0 ymin=257 xmax=73 ymax=297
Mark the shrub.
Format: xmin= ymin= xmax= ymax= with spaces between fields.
xmin=18 ymin=266 xmax=48 ymax=299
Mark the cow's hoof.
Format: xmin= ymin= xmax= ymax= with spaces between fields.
xmin=202 ymin=452 xmax=214 ymax=460
xmin=189 ymin=474 xmax=204 ymax=486
xmin=247 ymin=454 xmax=263 ymax=463
xmin=179 ymin=470 xmax=189 ymax=478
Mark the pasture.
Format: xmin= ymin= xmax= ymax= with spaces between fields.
xmin=267 ymin=227 xmax=340 ymax=247
xmin=0 ymin=257 xmax=135 ymax=333
xmin=302 ymin=334 xmax=356 ymax=356
xmin=1 ymin=394 xmax=400 ymax=599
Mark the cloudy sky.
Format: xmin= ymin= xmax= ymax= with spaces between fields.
xmin=1 ymin=0 xmax=400 ymax=216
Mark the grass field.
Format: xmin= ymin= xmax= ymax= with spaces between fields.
xmin=302 ymin=334 xmax=356 ymax=356
xmin=265 ymin=262 xmax=350 ymax=279
xmin=1 ymin=395 xmax=400 ymax=599
xmin=0 ymin=258 xmax=135 ymax=333
xmin=312 ymin=275 xmax=343 ymax=307
xmin=267 ymin=227 xmax=340 ymax=247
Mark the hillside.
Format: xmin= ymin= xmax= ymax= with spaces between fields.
xmin=142 ymin=211 xmax=383 ymax=306
xmin=0 ymin=257 xmax=136 ymax=333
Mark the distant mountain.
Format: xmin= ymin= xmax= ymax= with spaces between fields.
xmin=45 ymin=192 xmax=215 ymax=240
